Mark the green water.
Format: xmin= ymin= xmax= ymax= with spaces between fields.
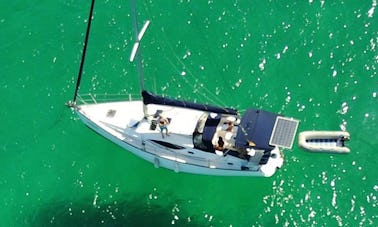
xmin=1 ymin=0 xmax=377 ymax=226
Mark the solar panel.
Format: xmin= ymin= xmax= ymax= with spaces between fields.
xmin=269 ymin=116 xmax=299 ymax=149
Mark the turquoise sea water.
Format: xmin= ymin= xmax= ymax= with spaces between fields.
xmin=1 ymin=0 xmax=377 ymax=226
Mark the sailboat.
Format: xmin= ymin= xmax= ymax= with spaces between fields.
xmin=68 ymin=0 xmax=299 ymax=177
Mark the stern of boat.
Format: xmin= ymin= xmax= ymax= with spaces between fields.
xmin=258 ymin=147 xmax=284 ymax=177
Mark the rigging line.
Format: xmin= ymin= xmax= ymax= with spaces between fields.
xmin=163 ymin=55 xmax=228 ymax=108
xmin=185 ymin=5 xmax=242 ymax=103
xmin=158 ymin=36 xmax=231 ymax=107
xmin=139 ymin=2 xmax=225 ymax=106
xmin=140 ymin=2 xmax=233 ymax=110
xmin=155 ymin=29 xmax=227 ymax=107
xmin=175 ymin=62 xmax=225 ymax=107
xmin=72 ymin=0 xmax=96 ymax=103
xmin=138 ymin=11 xmax=222 ymax=104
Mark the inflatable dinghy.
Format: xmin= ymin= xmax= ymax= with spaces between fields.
xmin=298 ymin=131 xmax=350 ymax=153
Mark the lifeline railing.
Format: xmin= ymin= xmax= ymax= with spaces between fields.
xmin=76 ymin=93 xmax=141 ymax=105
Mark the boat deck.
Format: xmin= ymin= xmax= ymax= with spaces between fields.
xmin=75 ymin=100 xmax=286 ymax=176
xmin=78 ymin=101 xmax=205 ymax=149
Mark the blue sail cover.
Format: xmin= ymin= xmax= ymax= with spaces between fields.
xmin=142 ymin=90 xmax=238 ymax=115
xmin=235 ymin=109 xmax=281 ymax=151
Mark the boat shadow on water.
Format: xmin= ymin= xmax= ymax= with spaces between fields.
xmin=29 ymin=195 xmax=205 ymax=227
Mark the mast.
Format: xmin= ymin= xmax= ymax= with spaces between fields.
xmin=71 ymin=0 xmax=96 ymax=105
xmin=130 ymin=0 xmax=144 ymax=91
xmin=129 ymin=0 xmax=150 ymax=116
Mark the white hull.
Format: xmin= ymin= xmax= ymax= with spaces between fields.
xmin=69 ymin=2 xmax=301 ymax=177
xmin=298 ymin=131 xmax=350 ymax=153
xmin=75 ymin=100 xmax=285 ymax=177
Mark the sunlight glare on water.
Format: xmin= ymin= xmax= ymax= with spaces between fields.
xmin=0 ymin=0 xmax=377 ymax=226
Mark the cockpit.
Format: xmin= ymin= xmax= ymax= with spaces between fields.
xmin=192 ymin=112 xmax=240 ymax=153
xmin=192 ymin=109 xmax=292 ymax=164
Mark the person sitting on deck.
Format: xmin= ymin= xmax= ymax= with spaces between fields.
xmin=225 ymin=121 xmax=234 ymax=132
xmin=215 ymin=136 xmax=225 ymax=151
xmin=158 ymin=115 xmax=170 ymax=138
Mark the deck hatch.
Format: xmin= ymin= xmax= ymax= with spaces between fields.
xmin=269 ymin=116 xmax=299 ymax=149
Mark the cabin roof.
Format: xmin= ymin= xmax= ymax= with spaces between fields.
xmin=235 ymin=109 xmax=280 ymax=151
